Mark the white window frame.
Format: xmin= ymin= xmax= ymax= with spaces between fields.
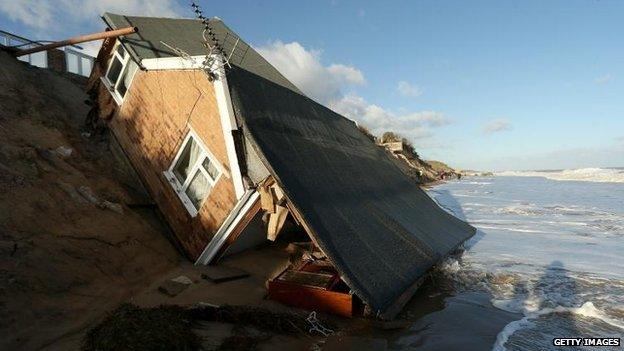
xmin=101 ymin=43 xmax=138 ymax=105
xmin=164 ymin=128 xmax=225 ymax=217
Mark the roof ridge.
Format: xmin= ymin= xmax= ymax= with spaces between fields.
xmin=102 ymin=12 xmax=303 ymax=94
xmin=103 ymin=12 xmax=223 ymax=22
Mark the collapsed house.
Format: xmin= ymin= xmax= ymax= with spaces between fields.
xmin=88 ymin=13 xmax=475 ymax=319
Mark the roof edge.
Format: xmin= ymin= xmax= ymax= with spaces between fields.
xmin=101 ymin=13 xmax=143 ymax=69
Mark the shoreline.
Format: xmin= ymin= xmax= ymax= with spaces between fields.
xmin=420 ymin=179 xmax=445 ymax=188
xmin=341 ymin=274 xmax=522 ymax=350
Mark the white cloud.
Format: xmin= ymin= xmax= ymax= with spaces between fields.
xmin=594 ymin=74 xmax=612 ymax=84
xmin=410 ymin=111 xmax=452 ymax=127
xmin=257 ymin=40 xmax=451 ymax=148
xmin=58 ymin=0 xmax=181 ymax=20
xmin=79 ymin=40 xmax=104 ymax=56
xmin=256 ymin=41 xmax=365 ymax=103
xmin=483 ymin=118 xmax=512 ymax=134
xmin=397 ymin=81 xmax=423 ymax=98
xmin=327 ymin=64 xmax=366 ymax=85
xmin=0 ymin=0 xmax=181 ymax=30
xmin=0 ymin=1 xmax=55 ymax=29
xmin=330 ymin=94 xmax=454 ymax=145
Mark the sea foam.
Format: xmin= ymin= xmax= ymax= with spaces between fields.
xmin=496 ymin=167 xmax=624 ymax=183
xmin=492 ymin=302 xmax=624 ymax=351
xmin=427 ymin=176 xmax=624 ymax=350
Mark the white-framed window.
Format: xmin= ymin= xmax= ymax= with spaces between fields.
xmin=102 ymin=44 xmax=138 ymax=105
xmin=164 ymin=130 xmax=223 ymax=217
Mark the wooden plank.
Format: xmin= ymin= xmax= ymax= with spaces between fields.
xmin=268 ymin=279 xmax=353 ymax=318
xmin=200 ymin=265 xmax=250 ymax=283
xmin=259 ymin=182 xmax=274 ymax=212
xmin=267 ymin=204 xmax=288 ymax=241
xmin=277 ymin=270 xmax=334 ymax=289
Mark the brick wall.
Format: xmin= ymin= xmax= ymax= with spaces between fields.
xmin=46 ymin=49 xmax=66 ymax=73
xmin=97 ymin=68 xmax=238 ymax=260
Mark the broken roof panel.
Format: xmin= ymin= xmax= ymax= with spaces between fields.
xmin=102 ymin=13 xmax=302 ymax=94
xmin=226 ymin=66 xmax=476 ymax=318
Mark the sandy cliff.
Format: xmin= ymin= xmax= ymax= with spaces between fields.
xmin=0 ymin=52 xmax=181 ymax=350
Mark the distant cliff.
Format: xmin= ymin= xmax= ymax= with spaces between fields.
xmin=426 ymin=160 xmax=455 ymax=174
xmin=357 ymin=127 xmax=458 ymax=184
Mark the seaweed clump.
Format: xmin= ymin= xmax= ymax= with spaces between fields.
xmin=82 ymin=303 xmax=202 ymax=351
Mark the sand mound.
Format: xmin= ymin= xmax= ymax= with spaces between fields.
xmin=0 ymin=51 xmax=181 ymax=350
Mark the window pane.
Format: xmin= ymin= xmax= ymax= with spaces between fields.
xmin=67 ymin=53 xmax=79 ymax=74
xmin=106 ymin=56 xmax=123 ymax=85
xmin=81 ymin=58 xmax=92 ymax=77
xmin=116 ymin=45 xmax=126 ymax=59
xmin=116 ymin=61 xmax=137 ymax=98
xmin=185 ymin=170 xmax=211 ymax=210
xmin=173 ymin=138 xmax=201 ymax=184
xmin=202 ymin=157 xmax=220 ymax=180
xmin=17 ymin=43 xmax=32 ymax=63
xmin=31 ymin=51 xmax=47 ymax=68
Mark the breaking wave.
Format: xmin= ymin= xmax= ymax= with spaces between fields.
xmin=428 ymin=177 xmax=624 ymax=350
xmin=436 ymin=257 xmax=624 ymax=351
xmin=495 ymin=203 xmax=616 ymax=217
xmin=492 ymin=302 xmax=624 ymax=351
xmin=496 ymin=167 xmax=624 ymax=183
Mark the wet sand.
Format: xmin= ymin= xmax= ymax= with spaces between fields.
xmin=337 ymin=276 xmax=521 ymax=350
xmin=392 ymin=290 xmax=520 ymax=350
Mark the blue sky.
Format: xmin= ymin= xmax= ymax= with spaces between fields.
xmin=1 ymin=0 xmax=623 ymax=171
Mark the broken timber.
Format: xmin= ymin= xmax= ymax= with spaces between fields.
xmin=258 ymin=177 xmax=289 ymax=241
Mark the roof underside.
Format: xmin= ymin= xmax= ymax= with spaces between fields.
xmin=226 ymin=67 xmax=476 ymax=316
xmin=102 ymin=13 xmax=302 ymax=94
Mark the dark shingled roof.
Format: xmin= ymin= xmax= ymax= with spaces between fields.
xmin=102 ymin=13 xmax=302 ymax=94
xmin=226 ymin=66 xmax=476 ymax=317
xmin=102 ymin=13 xmax=476 ymax=317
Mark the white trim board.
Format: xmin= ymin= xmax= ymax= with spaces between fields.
xmin=195 ymin=190 xmax=259 ymax=265
xmin=163 ymin=127 xmax=228 ymax=217
xmin=102 ymin=43 xmax=139 ymax=106
xmin=141 ymin=55 xmax=206 ymax=70
xmin=210 ymin=55 xmax=246 ymax=200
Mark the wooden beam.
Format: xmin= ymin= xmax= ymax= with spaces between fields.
xmin=267 ymin=204 xmax=288 ymax=241
xmin=14 ymin=26 xmax=137 ymax=57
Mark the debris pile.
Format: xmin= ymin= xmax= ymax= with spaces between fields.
xmin=83 ymin=303 xmax=335 ymax=351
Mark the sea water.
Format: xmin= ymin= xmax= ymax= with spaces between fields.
xmin=427 ymin=170 xmax=624 ymax=350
